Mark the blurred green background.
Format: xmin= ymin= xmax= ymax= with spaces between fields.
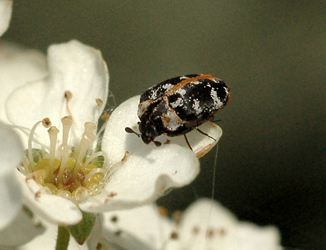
xmin=3 ymin=1 xmax=326 ymax=248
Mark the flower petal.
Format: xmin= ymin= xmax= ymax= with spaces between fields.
xmin=176 ymin=198 xmax=237 ymax=249
xmin=6 ymin=40 xmax=109 ymax=147
xmin=230 ymin=222 xmax=281 ymax=250
xmin=18 ymin=220 xmax=89 ymax=250
xmin=0 ymin=0 xmax=12 ymax=37
xmin=0 ymin=41 xmax=48 ymax=123
xmin=103 ymin=95 xmax=222 ymax=163
xmin=0 ymin=208 xmax=45 ymax=247
xmin=101 ymin=205 xmax=172 ymax=250
xmin=174 ymin=198 xmax=281 ymax=250
xmin=17 ymin=171 xmax=83 ymax=225
xmin=79 ymin=144 xmax=199 ymax=212
xmin=0 ymin=123 xmax=23 ymax=230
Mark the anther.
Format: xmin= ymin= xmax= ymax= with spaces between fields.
xmin=158 ymin=206 xmax=168 ymax=217
xmin=64 ymin=90 xmax=73 ymax=101
xmin=42 ymin=118 xmax=52 ymax=128
xmin=96 ymin=98 xmax=103 ymax=107
xmin=193 ymin=226 xmax=200 ymax=234
xmin=64 ymin=91 xmax=73 ymax=115
xmin=170 ymin=232 xmax=179 ymax=240
xmin=111 ymin=216 xmax=118 ymax=223
xmin=27 ymin=119 xmax=52 ymax=173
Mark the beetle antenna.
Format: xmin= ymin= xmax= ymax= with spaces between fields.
xmin=125 ymin=127 xmax=140 ymax=137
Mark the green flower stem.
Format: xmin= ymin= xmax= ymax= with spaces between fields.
xmin=56 ymin=226 xmax=70 ymax=250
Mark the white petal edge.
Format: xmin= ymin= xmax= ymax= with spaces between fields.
xmin=176 ymin=198 xmax=237 ymax=249
xmin=79 ymin=143 xmax=200 ymax=212
xmin=175 ymin=198 xmax=281 ymax=250
xmin=101 ymin=205 xmax=173 ymax=250
xmin=18 ymin=220 xmax=89 ymax=250
xmin=102 ymin=95 xmax=222 ymax=164
xmin=0 ymin=41 xmax=48 ymax=123
xmin=230 ymin=222 xmax=281 ymax=250
xmin=17 ymin=171 xmax=83 ymax=225
xmin=86 ymin=214 xmax=103 ymax=250
xmin=6 ymin=40 xmax=109 ymax=147
xmin=0 ymin=123 xmax=23 ymax=230
xmin=0 ymin=208 xmax=45 ymax=247
xmin=0 ymin=0 xmax=12 ymax=37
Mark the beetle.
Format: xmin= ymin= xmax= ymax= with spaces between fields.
xmin=125 ymin=74 xmax=230 ymax=148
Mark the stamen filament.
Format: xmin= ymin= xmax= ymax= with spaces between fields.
xmin=27 ymin=118 xmax=51 ymax=172
xmin=73 ymin=133 xmax=96 ymax=178
xmin=61 ymin=116 xmax=73 ymax=146
xmin=57 ymin=145 xmax=71 ymax=185
xmin=48 ymin=126 xmax=59 ymax=179
xmin=27 ymin=121 xmax=42 ymax=173
xmin=84 ymin=122 xmax=97 ymax=134
xmin=23 ymin=117 xmax=109 ymax=204
xmin=73 ymin=122 xmax=97 ymax=158
xmin=83 ymin=151 xmax=108 ymax=170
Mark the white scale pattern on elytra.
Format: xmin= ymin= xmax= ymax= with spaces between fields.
xmin=170 ymin=97 xmax=184 ymax=108
xmin=149 ymin=87 xmax=160 ymax=100
xmin=175 ymin=88 xmax=186 ymax=96
xmin=210 ymin=88 xmax=224 ymax=108
xmin=162 ymin=109 xmax=182 ymax=131
xmin=162 ymin=83 xmax=173 ymax=90
xmin=138 ymin=100 xmax=151 ymax=117
xmin=192 ymin=99 xmax=202 ymax=115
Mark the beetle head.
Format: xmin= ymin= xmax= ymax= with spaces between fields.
xmin=139 ymin=120 xmax=161 ymax=145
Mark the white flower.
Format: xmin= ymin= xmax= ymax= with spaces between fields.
xmin=4 ymin=39 xmax=222 ymax=227
xmin=101 ymin=198 xmax=281 ymax=250
xmin=0 ymin=123 xmax=23 ymax=230
xmin=17 ymin=220 xmax=89 ymax=250
xmin=0 ymin=208 xmax=45 ymax=247
xmin=0 ymin=40 xmax=48 ymax=124
xmin=0 ymin=0 xmax=12 ymax=37
xmin=0 ymin=1 xmax=50 ymax=246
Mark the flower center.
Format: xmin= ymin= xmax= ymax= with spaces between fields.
xmin=20 ymin=116 xmax=111 ymax=204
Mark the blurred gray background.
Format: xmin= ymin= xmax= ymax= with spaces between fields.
xmin=3 ymin=1 xmax=326 ymax=249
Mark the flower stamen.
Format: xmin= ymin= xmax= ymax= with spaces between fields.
xmin=73 ymin=133 xmax=96 ymax=178
xmin=48 ymin=126 xmax=59 ymax=180
xmin=23 ymin=116 xmax=110 ymax=203
xmin=61 ymin=116 xmax=73 ymax=147
xmin=27 ymin=118 xmax=52 ymax=173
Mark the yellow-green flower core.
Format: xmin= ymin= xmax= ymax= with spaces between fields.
xmin=21 ymin=116 xmax=110 ymax=204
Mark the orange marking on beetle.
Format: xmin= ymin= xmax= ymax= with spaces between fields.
xmin=166 ymin=74 xmax=216 ymax=95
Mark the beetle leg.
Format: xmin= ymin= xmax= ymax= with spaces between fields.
xmin=184 ymin=134 xmax=193 ymax=151
xmin=196 ymin=128 xmax=216 ymax=141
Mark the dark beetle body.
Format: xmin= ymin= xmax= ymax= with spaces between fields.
xmin=137 ymin=74 xmax=230 ymax=144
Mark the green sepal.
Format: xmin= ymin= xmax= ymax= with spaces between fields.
xmin=67 ymin=211 xmax=97 ymax=245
